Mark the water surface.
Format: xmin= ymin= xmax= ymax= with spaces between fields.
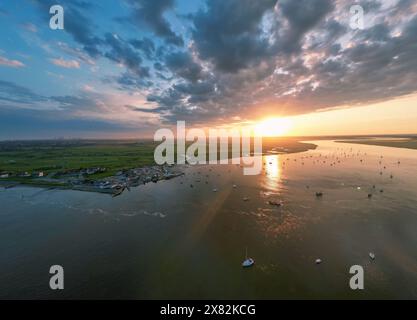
xmin=1 ymin=140 xmax=416 ymax=299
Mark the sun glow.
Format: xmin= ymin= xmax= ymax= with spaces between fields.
xmin=254 ymin=117 xmax=293 ymax=137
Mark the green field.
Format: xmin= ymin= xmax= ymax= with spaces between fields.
xmin=0 ymin=140 xmax=157 ymax=180
xmin=0 ymin=138 xmax=317 ymax=186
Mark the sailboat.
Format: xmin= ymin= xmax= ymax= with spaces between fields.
xmin=242 ymin=247 xmax=255 ymax=268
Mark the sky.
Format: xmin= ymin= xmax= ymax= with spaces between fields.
xmin=0 ymin=0 xmax=417 ymax=139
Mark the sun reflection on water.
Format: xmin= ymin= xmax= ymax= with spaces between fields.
xmin=263 ymin=154 xmax=281 ymax=190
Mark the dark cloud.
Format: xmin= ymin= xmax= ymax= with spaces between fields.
xmin=164 ymin=51 xmax=203 ymax=82
xmin=1 ymin=81 xmax=102 ymax=115
xmin=0 ymin=107 xmax=139 ymax=140
xmin=173 ymin=80 xmax=215 ymax=97
xmin=125 ymin=104 xmax=167 ymax=113
xmin=104 ymin=33 xmax=150 ymax=77
xmin=147 ymin=87 xmax=183 ymax=107
xmin=50 ymin=94 xmax=99 ymax=110
xmin=306 ymin=19 xmax=347 ymax=52
xmin=0 ymin=80 xmax=48 ymax=105
xmin=116 ymin=72 xmax=153 ymax=90
xmin=126 ymin=0 xmax=183 ymax=46
xmin=192 ymin=0 xmax=278 ymax=72
xmin=32 ymin=0 xmax=102 ymax=57
xmin=278 ymin=0 xmax=334 ymax=53
xmin=130 ymin=37 xmax=156 ymax=59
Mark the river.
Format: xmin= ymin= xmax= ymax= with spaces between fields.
xmin=1 ymin=140 xmax=416 ymax=299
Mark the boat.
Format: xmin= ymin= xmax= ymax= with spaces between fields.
xmin=268 ymin=200 xmax=282 ymax=207
xmin=112 ymin=186 xmax=125 ymax=197
xmin=242 ymin=247 xmax=255 ymax=268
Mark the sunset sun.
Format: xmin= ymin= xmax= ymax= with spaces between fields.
xmin=254 ymin=117 xmax=293 ymax=137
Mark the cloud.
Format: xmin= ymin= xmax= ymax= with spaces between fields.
xmin=56 ymin=42 xmax=96 ymax=66
xmin=278 ymin=0 xmax=334 ymax=53
xmin=115 ymin=72 xmax=153 ymax=90
xmin=126 ymin=0 xmax=183 ymax=46
xmin=0 ymin=80 xmax=46 ymax=105
xmin=164 ymin=51 xmax=203 ymax=82
xmin=32 ymin=0 xmax=102 ymax=57
xmin=191 ymin=0 xmax=278 ymax=73
xmin=0 ymin=55 xmax=25 ymax=68
xmin=0 ymin=107 xmax=143 ymax=140
xmin=50 ymin=94 xmax=97 ymax=110
xmin=82 ymin=84 xmax=95 ymax=92
xmin=21 ymin=22 xmax=38 ymax=33
xmin=0 ymin=77 xmax=158 ymax=139
xmin=103 ymin=33 xmax=149 ymax=77
xmin=125 ymin=104 xmax=167 ymax=113
xmin=135 ymin=0 xmax=417 ymax=125
xmin=50 ymin=58 xmax=80 ymax=68
xmin=129 ymin=37 xmax=156 ymax=59
xmin=9 ymin=0 xmax=417 ymax=131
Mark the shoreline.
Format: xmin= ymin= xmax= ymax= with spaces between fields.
xmin=0 ymin=165 xmax=185 ymax=196
xmin=336 ymin=138 xmax=417 ymax=150
xmin=0 ymin=140 xmax=317 ymax=195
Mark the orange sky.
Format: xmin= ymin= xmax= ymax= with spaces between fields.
xmin=252 ymin=93 xmax=417 ymax=137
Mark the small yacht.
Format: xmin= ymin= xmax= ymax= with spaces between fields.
xmin=242 ymin=247 xmax=255 ymax=268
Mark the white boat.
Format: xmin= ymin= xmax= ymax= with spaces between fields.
xmin=242 ymin=247 xmax=255 ymax=268
xmin=242 ymin=258 xmax=255 ymax=268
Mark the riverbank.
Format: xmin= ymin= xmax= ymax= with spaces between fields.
xmin=336 ymin=137 xmax=417 ymax=150
xmin=0 ymin=164 xmax=184 ymax=196
xmin=0 ymin=138 xmax=316 ymax=194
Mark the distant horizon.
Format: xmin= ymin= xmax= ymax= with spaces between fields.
xmin=1 ymin=132 xmax=417 ymax=142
